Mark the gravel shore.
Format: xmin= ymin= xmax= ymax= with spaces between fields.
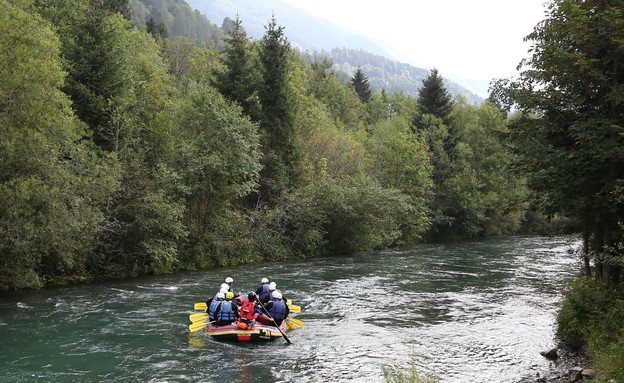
xmin=517 ymin=345 xmax=591 ymax=383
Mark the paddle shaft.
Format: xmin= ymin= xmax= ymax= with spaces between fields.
xmin=257 ymin=300 xmax=291 ymax=344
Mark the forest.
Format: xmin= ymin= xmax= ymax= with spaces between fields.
xmin=0 ymin=0 xmax=532 ymax=290
xmin=1 ymin=0 xmax=623 ymax=377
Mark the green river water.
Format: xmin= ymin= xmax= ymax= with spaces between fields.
xmin=0 ymin=236 xmax=579 ymax=382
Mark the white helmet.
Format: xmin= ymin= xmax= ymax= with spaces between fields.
xmin=225 ymin=277 xmax=233 ymax=283
xmin=269 ymin=282 xmax=276 ymax=291
xmin=261 ymin=277 xmax=269 ymax=283
xmin=216 ymin=292 xmax=225 ymax=299
xmin=272 ymin=291 xmax=282 ymax=300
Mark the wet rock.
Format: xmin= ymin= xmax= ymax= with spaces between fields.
xmin=580 ymin=369 xmax=595 ymax=379
xmin=540 ymin=348 xmax=559 ymax=360
xmin=568 ymin=367 xmax=583 ymax=382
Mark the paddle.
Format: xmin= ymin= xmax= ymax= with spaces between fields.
xmin=189 ymin=320 xmax=210 ymax=333
xmin=257 ymin=300 xmax=291 ymax=344
xmin=287 ymin=318 xmax=304 ymax=328
xmin=194 ymin=301 xmax=301 ymax=313
xmin=189 ymin=313 xmax=208 ymax=323
xmin=286 ymin=320 xmax=295 ymax=331
xmin=288 ymin=304 xmax=301 ymax=313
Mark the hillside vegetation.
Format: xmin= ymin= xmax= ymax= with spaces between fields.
xmin=1 ymin=0 xmax=525 ymax=290
xmin=2 ymin=0 xmax=624 ymax=379
xmin=160 ymin=0 xmax=483 ymax=103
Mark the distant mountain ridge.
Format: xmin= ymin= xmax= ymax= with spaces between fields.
xmin=325 ymin=48 xmax=483 ymax=105
xmin=174 ymin=0 xmax=484 ymax=104
xmin=184 ymin=0 xmax=395 ymax=58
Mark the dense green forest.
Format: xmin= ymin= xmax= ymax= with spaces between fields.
xmin=0 ymin=0 xmax=527 ymax=290
xmin=1 ymin=0 xmax=623 ymax=378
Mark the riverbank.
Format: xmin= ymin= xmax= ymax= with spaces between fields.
xmin=518 ymin=345 xmax=591 ymax=383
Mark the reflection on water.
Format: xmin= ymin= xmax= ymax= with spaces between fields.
xmin=0 ymin=236 xmax=579 ymax=382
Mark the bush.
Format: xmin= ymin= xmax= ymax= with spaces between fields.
xmin=557 ymin=277 xmax=624 ymax=379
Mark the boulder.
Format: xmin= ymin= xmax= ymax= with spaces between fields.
xmin=568 ymin=367 xmax=583 ymax=382
xmin=540 ymin=348 xmax=559 ymax=360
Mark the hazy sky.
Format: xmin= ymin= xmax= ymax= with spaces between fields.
xmin=283 ymin=0 xmax=548 ymax=84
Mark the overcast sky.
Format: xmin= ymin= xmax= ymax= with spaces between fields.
xmin=283 ymin=0 xmax=548 ymax=86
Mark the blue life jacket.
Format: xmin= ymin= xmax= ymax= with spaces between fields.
xmin=268 ymin=300 xmax=287 ymax=322
xmin=217 ymin=301 xmax=236 ymax=322
xmin=258 ymin=284 xmax=271 ymax=303
xmin=208 ymin=299 xmax=221 ymax=321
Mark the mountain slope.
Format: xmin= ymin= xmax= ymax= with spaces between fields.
xmin=186 ymin=0 xmax=483 ymax=104
xmin=184 ymin=0 xmax=394 ymax=58
xmin=326 ymin=48 xmax=482 ymax=105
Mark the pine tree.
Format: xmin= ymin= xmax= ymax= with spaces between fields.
xmin=257 ymin=15 xmax=300 ymax=203
xmin=215 ymin=15 xmax=258 ymax=118
xmin=351 ymin=67 xmax=371 ymax=103
xmin=146 ymin=17 xmax=169 ymax=40
xmin=417 ymin=68 xmax=452 ymax=122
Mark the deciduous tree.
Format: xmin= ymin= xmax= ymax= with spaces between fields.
xmin=492 ymin=0 xmax=624 ymax=283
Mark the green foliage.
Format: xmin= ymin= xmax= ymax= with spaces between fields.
xmin=417 ymin=69 xmax=453 ymax=123
xmin=557 ymin=278 xmax=624 ymax=379
xmin=382 ymin=363 xmax=439 ymax=383
xmin=492 ymin=0 xmax=624 ymax=282
xmin=307 ymin=59 xmax=365 ymax=131
xmin=442 ymin=100 xmax=527 ymax=238
xmin=214 ymin=16 xmax=260 ymax=118
xmin=256 ymin=16 xmax=302 ymax=202
xmin=314 ymin=176 xmax=418 ymax=254
xmin=0 ymin=0 xmax=550 ymax=290
xmin=414 ymin=97 xmax=526 ymax=240
xmin=324 ymin=47 xmax=482 ymax=105
xmin=129 ymin=0 xmax=225 ymax=49
xmin=174 ymin=81 xmax=261 ymax=247
xmin=0 ymin=0 xmax=118 ymax=289
xmin=363 ymin=113 xmax=432 ymax=240
xmin=351 ymin=67 xmax=372 ymax=103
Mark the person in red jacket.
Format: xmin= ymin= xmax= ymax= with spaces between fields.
xmin=236 ymin=292 xmax=259 ymax=330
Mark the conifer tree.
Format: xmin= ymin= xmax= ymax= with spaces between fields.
xmin=146 ymin=17 xmax=169 ymax=40
xmin=257 ymin=15 xmax=301 ymax=203
xmin=417 ymin=68 xmax=453 ymax=122
xmin=215 ymin=15 xmax=258 ymax=118
xmin=351 ymin=67 xmax=372 ymax=103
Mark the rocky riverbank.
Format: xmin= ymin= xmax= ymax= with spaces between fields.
xmin=517 ymin=345 xmax=597 ymax=383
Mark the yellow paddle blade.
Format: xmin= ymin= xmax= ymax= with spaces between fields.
xmin=189 ymin=313 xmax=208 ymax=323
xmin=188 ymin=321 xmax=207 ymax=333
xmin=286 ymin=299 xmax=292 ymax=305
xmin=188 ymin=337 xmax=206 ymax=348
xmin=287 ymin=318 xmax=304 ymax=328
xmin=194 ymin=302 xmax=207 ymax=311
xmin=288 ymin=304 xmax=301 ymax=313
xmin=286 ymin=320 xmax=295 ymax=331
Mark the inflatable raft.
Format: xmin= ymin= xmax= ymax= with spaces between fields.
xmin=206 ymin=320 xmax=287 ymax=342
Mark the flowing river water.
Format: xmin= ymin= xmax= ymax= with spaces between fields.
xmin=0 ymin=235 xmax=580 ymax=382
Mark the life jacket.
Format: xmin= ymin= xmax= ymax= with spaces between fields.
xmin=217 ymin=301 xmax=236 ymax=322
xmin=258 ymin=283 xmax=271 ymax=303
xmin=267 ymin=300 xmax=287 ymax=323
xmin=208 ymin=299 xmax=221 ymax=321
xmin=239 ymin=300 xmax=257 ymax=321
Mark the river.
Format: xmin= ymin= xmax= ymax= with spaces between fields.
xmin=0 ymin=235 xmax=580 ymax=382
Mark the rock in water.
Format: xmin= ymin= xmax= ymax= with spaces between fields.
xmin=540 ymin=348 xmax=558 ymax=360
